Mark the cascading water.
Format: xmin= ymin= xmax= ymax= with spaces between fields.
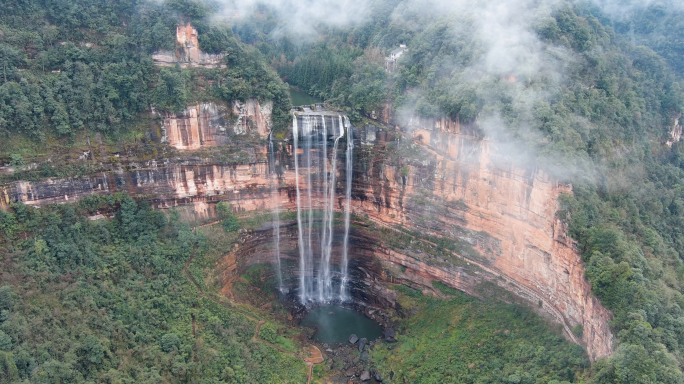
xmin=318 ymin=116 xmax=344 ymax=302
xmin=340 ymin=115 xmax=353 ymax=301
xmin=268 ymin=134 xmax=283 ymax=292
xmin=292 ymin=110 xmax=353 ymax=304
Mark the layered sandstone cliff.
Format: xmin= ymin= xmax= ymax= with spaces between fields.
xmin=152 ymin=23 xmax=225 ymax=69
xmin=0 ymin=118 xmax=613 ymax=360
xmin=154 ymin=100 xmax=272 ymax=150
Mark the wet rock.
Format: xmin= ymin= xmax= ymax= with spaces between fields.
xmin=349 ymin=334 xmax=359 ymax=344
xmin=328 ymin=311 xmax=335 ymax=315
xmin=359 ymin=338 xmax=368 ymax=351
xmin=360 ymin=371 xmax=371 ymax=381
xmin=384 ymin=328 xmax=397 ymax=343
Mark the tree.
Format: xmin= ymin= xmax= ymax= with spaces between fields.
xmin=161 ymin=333 xmax=180 ymax=352
xmin=0 ymin=330 xmax=12 ymax=351
xmin=0 ymin=211 xmax=17 ymax=240
xmin=222 ymin=215 xmax=240 ymax=232
xmin=151 ymin=66 xmax=188 ymax=112
xmin=0 ymin=286 xmax=12 ymax=310
xmin=0 ymin=351 xmax=19 ymax=383
xmin=216 ymin=202 xmax=233 ymax=217
xmin=80 ymin=336 xmax=104 ymax=365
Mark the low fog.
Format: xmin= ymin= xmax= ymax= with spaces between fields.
xmin=190 ymin=0 xmax=678 ymax=183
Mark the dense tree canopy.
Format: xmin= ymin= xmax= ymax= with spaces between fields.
xmin=0 ymin=195 xmax=306 ymax=383
xmin=0 ymin=0 xmax=291 ymax=139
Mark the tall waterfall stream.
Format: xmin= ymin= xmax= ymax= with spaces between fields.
xmin=282 ymin=109 xmax=353 ymax=304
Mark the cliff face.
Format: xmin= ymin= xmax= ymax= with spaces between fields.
xmin=350 ymin=125 xmax=613 ymax=360
xmin=231 ymin=99 xmax=272 ymax=137
xmin=152 ymin=23 xmax=225 ymax=69
xmin=0 ymin=119 xmax=613 ymax=360
xmin=154 ymin=100 xmax=272 ymax=150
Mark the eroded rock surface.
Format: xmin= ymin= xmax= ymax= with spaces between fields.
xmin=152 ymin=23 xmax=225 ymax=68
xmin=1 ymin=119 xmax=613 ymax=360
xmin=153 ymin=99 xmax=273 ymax=150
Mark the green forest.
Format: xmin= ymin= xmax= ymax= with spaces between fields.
xmin=1 ymin=0 xmax=684 ymax=382
xmin=0 ymin=0 xmax=290 ymax=147
xmin=0 ymin=195 xmax=306 ymax=383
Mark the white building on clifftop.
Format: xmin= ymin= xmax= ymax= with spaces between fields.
xmin=385 ymin=44 xmax=407 ymax=72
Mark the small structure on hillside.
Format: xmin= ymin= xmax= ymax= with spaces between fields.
xmin=153 ymin=23 xmax=226 ymax=69
xmin=384 ymin=44 xmax=407 ymax=72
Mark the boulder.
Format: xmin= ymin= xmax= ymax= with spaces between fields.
xmin=360 ymin=350 xmax=369 ymax=361
xmin=358 ymin=338 xmax=368 ymax=351
xmin=348 ymin=334 xmax=359 ymax=344
xmin=374 ymin=371 xmax=383 ymax=382
xmin=360 ymin=370 xmax=371 ymax=381
xmin=384 ymin=328 xmax=397 ymax=343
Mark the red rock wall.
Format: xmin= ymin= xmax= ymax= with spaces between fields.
xmin=152 ymin=23 xmax=225 ymax=69
xmin=1 ymin=120 xmax=613 ymax=360
xmin=155 ymin=100 xmax=272 ymax=150
xmin=346 ymin=124 xmax=613 ymax=360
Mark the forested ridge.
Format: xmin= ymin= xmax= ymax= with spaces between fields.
xmin=0 ymin=0 xmax=290 ymax=154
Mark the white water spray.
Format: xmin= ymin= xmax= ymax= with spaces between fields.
xmin=292 ymin=111 xmax=353 ymax=304
xmin=268 ymin=133 xmax=283 ymax=292
xmin=340 ymin=115 xmax=353 ymax=301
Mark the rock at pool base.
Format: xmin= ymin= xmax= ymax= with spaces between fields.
xmin=360 ymin=370 xmax=371 ymax=381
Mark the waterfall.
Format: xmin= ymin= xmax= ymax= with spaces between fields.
xmin=304 ymin=116 xmax=314 ymax=301
xmin=268 ymin=134 xmax=283 ymax=292
xmin=340 ymin=115 xmax=353 ymax=301
xmin=293 ymin=116 xmax=308 ymax=303
xmin=292 ymin=111 xmax=353 ymax=304
xmin=318 ymin=115 xmax=344 ymax=301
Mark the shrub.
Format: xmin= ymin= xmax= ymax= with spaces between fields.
xmin=222 ymin=216 xmax=240 ymax=232
xmin=259 ymin=322 xmax=277 ymax=344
